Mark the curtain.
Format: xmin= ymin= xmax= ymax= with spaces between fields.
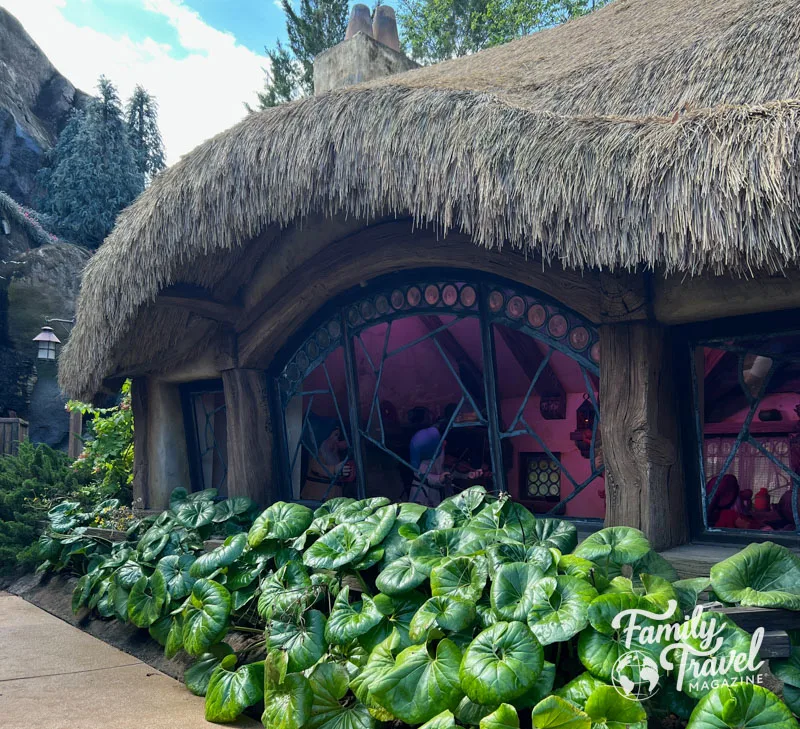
xmin=704 ymin=437 xmax=794 ymax=500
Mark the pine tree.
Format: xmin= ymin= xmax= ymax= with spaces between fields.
xmin=253 ymin=0 xmax=349 ymax=108
xmin=125 ymin=85 xmax=166 ymax=183
xmin=38 ymin=76 xmax=144 ymax=249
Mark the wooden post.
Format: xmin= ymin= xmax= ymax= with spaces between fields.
xmin=131 ymin=378 xmax=149 ymax=509
xmin=68 ymin=411 xmax=83 ymax=459
xmin=221 ymin=368 xmax=273 ymax=504
xmin=600 ymin=322 xmax=689 ymax=551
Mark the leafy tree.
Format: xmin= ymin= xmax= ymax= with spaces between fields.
xmin=125 ymin=85 xmax=166 ymax=183
xmin=253 ymin=0 xmax=349 ymax=108
xmin=38 ymin=76 xmax=144 ymax=248
xmin=397 ymin=0 xmax=612 ymax=63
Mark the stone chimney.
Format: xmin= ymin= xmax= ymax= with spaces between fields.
xmin=313 ymin=4 xmax=418 ymax=94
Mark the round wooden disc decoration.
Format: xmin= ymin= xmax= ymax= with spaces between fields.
xmin=590 ymin=342 xmax=601 ymax=363
xmin=424 ymin=284 xmax=440 ymax=305
xmin=569 ymin=326 xmax=590 ymax=350
xmin=548 ymin=314 xmax=568 ymax=338
xmin=328 ymin=320 xmax=341 ymax=338
xmin=360 ymin=300 xmax=375 ymax=320
xmin=306 ymin=340 xmax=319 ymax=359
xmin=527 ymin=304 xmax=546 ymax=328
xmin=347 ymin=306 xmax=360 ymax=326
xmin=460 ymin=285 xmax=477 ymax=307
xmin=407 ymin=286 xmax=422 ymax=307
xmin=506 ymin=295 xmax=526 ymax=320
xmin=391 ymin=289 xmax=405 ymax=309
xmin=295 ymin=352 xmax=309 ymax=372
xmin=442 ymin=284 xmax=458 ymax=306
xmin=488 ymin=290 xmax=504 ymax=313
xmin=316 ymin=329 xmax=330 ymax=349
xmin=375 ymin=295 xmax=390 ymax=315
xmin=286 ymin=363 xmax=300 ymax=383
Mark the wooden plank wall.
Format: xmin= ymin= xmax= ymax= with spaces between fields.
xmin=0 ymin=417 xmax=28 ymax=456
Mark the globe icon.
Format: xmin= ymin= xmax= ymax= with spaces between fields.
xmin=611 ymin=650 xmax=661 ymax=701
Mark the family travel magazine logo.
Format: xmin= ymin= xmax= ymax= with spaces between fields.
xmin=608 ymin=600 xmax=765 ymax=701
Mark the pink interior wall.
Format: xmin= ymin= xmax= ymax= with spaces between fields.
xmin=711 ymin=393 xmax=800 ymax=431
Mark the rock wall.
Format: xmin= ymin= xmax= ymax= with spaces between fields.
xmin=0 ymin=7 xmax=91 ymax=205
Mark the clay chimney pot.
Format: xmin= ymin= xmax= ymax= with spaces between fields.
xmin=345 ymin=4 xmax=373 ymax=40
xmin=372 ymin=6 xmax=401 ymax=52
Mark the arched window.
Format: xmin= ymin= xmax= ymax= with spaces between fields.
xmin=272 ymin=272 xmax=603 ymax=520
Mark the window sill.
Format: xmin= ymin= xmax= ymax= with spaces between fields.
xmin=659 ymin=541 xmax=800 ymax=579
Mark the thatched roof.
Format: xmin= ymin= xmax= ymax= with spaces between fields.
xmin=60 ymin=0 xmax=800 ymax=399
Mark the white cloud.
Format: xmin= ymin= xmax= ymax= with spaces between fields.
xmin=4 ymin=0 xmax=267 ymax=164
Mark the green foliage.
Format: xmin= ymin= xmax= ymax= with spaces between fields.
xmin=37 ymin=76 xmax=144 ymax=248
xmin=0 ymin=441 xmax=89 ymax=574
xmin=68 ymin=380 xmax=134 ymax=505
xmin=397 ymin=0 xmax=612 ymax=64
xmin=125 ymin=84 xmax=166 ymax=183
xmin=253 ymin=0 xmax=349 ymax=108
xmin=38 ymin=485 xmax=800 ymax=726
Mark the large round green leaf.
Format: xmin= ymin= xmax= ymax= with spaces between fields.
xmin=583 ymin=685 xmax=647 ymax=729
xmin=557 ymin=555 xmax=610 ymax=593
xmin=710 ymin=542 xmax=800 ymax=609
xmin=770 ymin=647 xmax=800 ymax=715
xmin=204 ymin=654 xmax=264 ymax=722
xmin=528 ymin=519 xmax=578 ymax=553
xmin=249 ymin=501 xmax=314 ymax=546
xmin=357 ymin=505 xmax=397 ymax=547
xmin=486 ymin=542 xmax=555 ymax=574
xmin=156 ymin=553 xmax=196 ymax=600
xmin=350 ymin=636 xmax=397 ymax=719
xmin=303 ymin=524 xmax=369 ymax=570
xmin=674 ymin=612 xmax=761 ymax=700
xmin=409 ymin=528 xmax=484 ymax=575
xmin=438 ymin=486 xmax=487 ymax=525
xmin=361 ymin=591 xmax=427 ymax=652
xmin=165 ymin=614 xmax=184 ymax=659
xmin=258 ymin=561 xmax=315 ymax=619
xmin=527 ymin=575 xmax=597 ymax=645
xmin=263 ymin=671 xmax=313 ymax=729
xmin=480 ymin=703 xmax=520 ymax=729
xmin=468 ymin=500 xmax=536 ymax=544
xmin=530 ymin=696 xmax=590 ymax=729
xmin=686 ymin=684 xmax=797 ymax=729
xmin=460 ymin=621 xmax=544 ymax=705
xmin=137 ymin=525 xmax=171 ymax=561
xmin=409 ymin=596 xmax=477 ymax=642
xmin=185 ymin=643 xmax=235 ymax=696
xmin=420 ymin=710 xmax=457 ymax=728
xmin=190 ymin=533 xmax=247 ymax=578
xmin=376 ymin=555 xmax=427 ymax=596
xmin=573 ymin=527 xmax=650 ymax=566
xmin=266 ymin=609 xmax=327 ymax=673
xmin=182 ymin=578 xmax=232 ymax=656
xmin=307 ymin=662 xmax=376 ymax=729
xmin=431 ymin=556 xmax=489 ymax=602
xmin=673 ymin=577 xmax=711 ymax=615
xmin=174 ymin=500 xmax=216 ymax=530
xmin=371 ymin=639 xmax=464 ymax=725
xmin=325 ymin=587 xmax=383 ymax=645
xmin=127 ymin=570 xmax=167 ymax=628
xmin=213 ymin=497 xmax=256 ymax=523
xmin=555 ymin=672 xmax=609 ymax=709
xmin=490 ymin=562 xmax=544 ymax=622
xmin=336 ymin=497 xmax=391 ymax=524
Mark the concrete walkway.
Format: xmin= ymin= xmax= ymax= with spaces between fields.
xmin=0 ymin=591 xmax=259 ymax=728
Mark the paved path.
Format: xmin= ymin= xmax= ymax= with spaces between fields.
xmin=0 ymin=591 xmax=259 ymax=728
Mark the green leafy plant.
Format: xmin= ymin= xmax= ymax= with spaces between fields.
xmin=38 ymin=486 xmax=800 ymax=727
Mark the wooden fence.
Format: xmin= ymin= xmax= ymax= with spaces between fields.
xmin=0 ymin=417 xmax=28 ymax=456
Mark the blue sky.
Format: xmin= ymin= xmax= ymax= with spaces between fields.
xmin=4 ymin=0 xmax=296 ymax=163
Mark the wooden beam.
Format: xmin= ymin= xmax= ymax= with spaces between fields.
xmin=599 ymin=271 xmax=650 ymax=322
xmin=653 ymin=268 xmax=800 ymax=324
xmin=419 ymin=315 xmax=484 ymax=409
xmin=221 ymin=368 xmax=274 ymax=505
xmin=67 ymin=411 xmax=83 ymax=459
xmin=237 ymin=221 xmax=603 ymax=368
xmin=156 ymin=284 xmax=242 ymax=324
xmin=496 ymin=325 xmax=566 ymax=419
xmin=131 ymin=377 xmax=149 ymax=509
xmin=600 ymin=322 xmax=689 ymax=551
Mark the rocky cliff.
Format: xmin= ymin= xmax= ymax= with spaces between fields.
xmin=0 ymin=7 xmax=91 ymax=205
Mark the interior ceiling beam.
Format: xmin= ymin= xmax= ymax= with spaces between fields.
xmin=496 ymin=325 xmax=567 ymax=419
xmin=419 ymin=314 xmax=485 ymax=410
xmin=156 ymin=284 xmax=242 ymax=324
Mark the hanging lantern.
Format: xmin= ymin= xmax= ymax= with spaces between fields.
xmin=570 ymin=394 xmax=596 ymax=459
xmin=33 ymin=326 xmax=61 ymax=360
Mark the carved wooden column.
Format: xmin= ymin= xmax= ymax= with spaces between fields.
xmin=131 ymin=377 xmax=149 ymax=509
xmin=600 ymin=322 xmax=689 ymax=551
xmin=221 ymin=368 xmax=274 ymax=504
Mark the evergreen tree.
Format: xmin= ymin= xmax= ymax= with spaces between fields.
xmin=253 ymin=0 xmax=349 ymax=108
xmin=38 ymin=76 xmax=144 ymax=249
xmin=125 ymin=85 xmax=166 ymax=183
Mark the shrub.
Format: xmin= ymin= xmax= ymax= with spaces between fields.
xmin=0 ymin=441 xmax=89 ymax=574
xmin=40 ymin=488 xmax=800 ymax=728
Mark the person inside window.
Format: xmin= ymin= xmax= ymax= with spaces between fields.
xmin=301 ymin=416 xmax=354 ymax=501
xmin=706 ymin=474 xmax=763 ymax=530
